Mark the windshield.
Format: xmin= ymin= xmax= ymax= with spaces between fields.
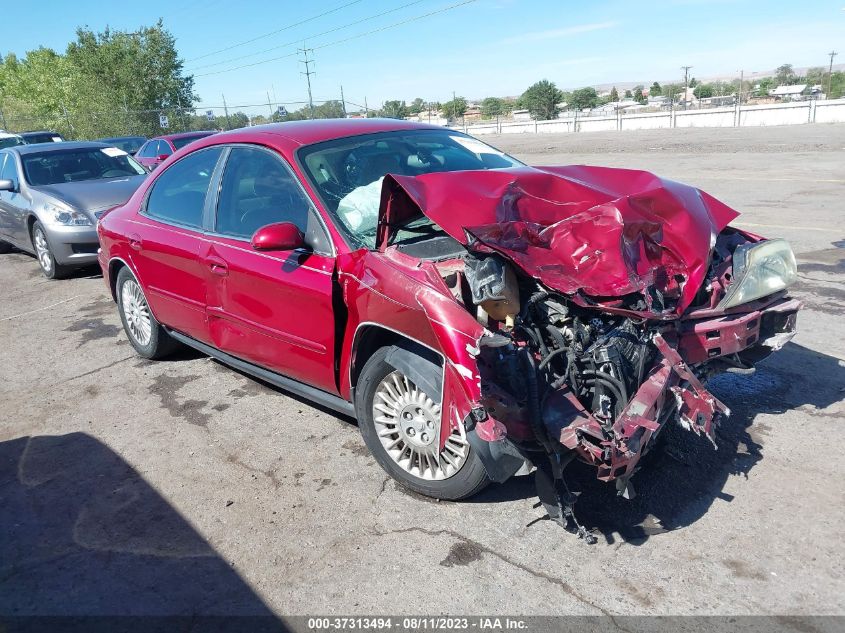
xmin=22 ymin=147 xmax=147 ymax=186
xmin=99 ymin=137 xmax=146 ymax=154
xmin=0 ymin=136 xmax=24 ymax=150
xmin=172 ymin=133 xmax=214 ymax=150
xmin=298 ymin=129 xmax=523 ymax=248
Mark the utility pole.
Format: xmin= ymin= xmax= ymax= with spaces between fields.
xmin=828 ymin=51 xmax=838 ymax=99
xmin=299 ymin=48 xmax=316 ymax=119
xmin=364 ymin=96 xmax=369 ymax=118
xmin=267 ymin=91 xmax=274 ymax=120
xmin=340 ymin=85 xmax=347 ymax=118
xmin=221 ymin=93 xmax=231 ymax=130
xmin=739 ymin=69 xmax=744 ymax=104
xmin=681 ymin=65 xmax=692 ymax=109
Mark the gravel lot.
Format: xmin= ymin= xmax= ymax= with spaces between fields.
xmin=1 ymin=124 xmax=843 ymax=620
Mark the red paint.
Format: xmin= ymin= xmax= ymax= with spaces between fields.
xmin=250 ymin=222 xmax=306 ymax=251
xmin=97 ymin=120 xmax=801 ymax=485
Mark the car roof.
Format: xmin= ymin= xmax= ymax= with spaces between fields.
xmin=20 ymin=130 xmax=60 ymax=135
xmin=10 ymin=141 xmax=109 ymax=155
xmin=153 ymin=131 xmax=216 ymax=141
xmin=215 ymin=118 xmax=446 ymax=146
xmin=98 ymin=136 xmax=146 ymax=141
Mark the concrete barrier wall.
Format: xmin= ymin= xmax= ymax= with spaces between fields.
xmin=456 ymin=98 xmax=845 ymax=136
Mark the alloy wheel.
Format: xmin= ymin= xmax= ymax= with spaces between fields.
xmin=372 ymin=370 xmax=469 ymax=481
xmin=121 ymin=278 xmax=153 ymax=346
xmin=33 ymin=228 xmax=53 ymax=274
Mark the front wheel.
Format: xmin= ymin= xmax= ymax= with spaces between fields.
xmin=32 ymin=222 xmax=71 ymax=279
xmin=115 ymin=267 xmax=179 ymax=359
xmin=356 ymin=346 xmax=489 ymax=500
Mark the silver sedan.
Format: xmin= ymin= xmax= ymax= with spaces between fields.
xmin=0 ymin=142 xmax=147 ymax=278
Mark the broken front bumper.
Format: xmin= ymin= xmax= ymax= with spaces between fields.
xmin=541 ymin=296 xmax=801 ymax=484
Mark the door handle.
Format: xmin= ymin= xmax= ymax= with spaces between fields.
xmin=206 ymin=256 xmax=229 ymax=276
xmin=128 ymin=233 xmax=142 ymax=251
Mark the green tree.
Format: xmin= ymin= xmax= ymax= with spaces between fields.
xmin=0 ymin=21 xmax=195 ymax=139
xmin=689 ymin=77 xmax=698 ymax=88
xmin=481 ymin=96 xmax=504 ymax=118
xmin=521 ymin=79 xmax=564 ymax=119
xmin=693 ymin=83 xmax=714 ymax=98
xmin=408 ymin=97 xmax=425 ymax=115
xmin=624 ymin=89 xmax=633 ymax=99
xmin=804 ymin=67 xmax=826 ymax=86
xmin=442 ymin=96 xmax=468 ymax=121
xmin=380 ymin=100 xmax=408 ymax=119
xmin=776 ymin=64 xmax=795 ymax=85
xmin=609 ymin=86 xmax=619 ymax=102
xmin=649 ymin=82 xmax=662 ymax=96
xmin=568 ymin=87 xmax=598 ymax=110
xmin=631 ymin=85 xmax=646 ymax=103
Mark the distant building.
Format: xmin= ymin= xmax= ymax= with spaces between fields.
xmin=512 ymin=109 xmax=531 ymax=121
xmin=769 ymin=84 xmax=807 ymax=100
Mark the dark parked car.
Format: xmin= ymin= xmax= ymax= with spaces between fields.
xmin=0 ymin=142 xmax=147 ymax=278
xmin=135 ymin=131 xmax=216 ymax=171
xmin=19 ymin=130 xmax=65 ymax=144
xmin=96 ymin=136 xmax=147 ymax=156
xmin=96 ymin=120 xmax=800 ymax=533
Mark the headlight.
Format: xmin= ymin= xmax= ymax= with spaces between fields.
xmin=718 ymin=239 xmax=797 ymax=309
xmin=43 ymin=202 xmax=92 ymax=226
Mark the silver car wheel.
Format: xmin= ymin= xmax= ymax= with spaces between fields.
xmin=372 ymin=370 xmax=469 ymax=481
xmin=33 ymin=228 xmax=53 ymax=273
xmin=121 ymin=278 xmax=153 ymax=346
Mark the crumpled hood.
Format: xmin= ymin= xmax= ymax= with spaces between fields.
xmin=376 ymin=165 xmax=739 ymax=317
xmin=34 ymin=175 xmax=147 ymax=213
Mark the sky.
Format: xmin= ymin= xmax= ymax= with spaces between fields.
xmin=3 ymin=0 xmax=844 ymax=116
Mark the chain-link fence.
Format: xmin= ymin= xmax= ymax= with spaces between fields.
xmin=0 ymin=98 xmax=349 ymax=141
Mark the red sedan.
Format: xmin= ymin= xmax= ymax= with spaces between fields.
xmin=134 ymin=130 xmax=216 ymax=171
xmin=97 ymin=119 xmax=800 ymax=532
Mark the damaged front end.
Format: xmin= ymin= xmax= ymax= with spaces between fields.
xmin=375 ymin=166 xmax=802 ymax=539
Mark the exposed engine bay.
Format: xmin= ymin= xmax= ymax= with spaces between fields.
xmin=427 ymin=229 xmax=800 ymax=541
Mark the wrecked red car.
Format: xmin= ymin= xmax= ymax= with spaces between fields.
xmin=97 ymin=120 xmax=800 ymax=538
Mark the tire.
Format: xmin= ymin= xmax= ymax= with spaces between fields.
xmin=355 ymin=346 xmax=490 ymax=500
xmin=0 ymin=240 xmax=12 ymax=254
xmin=31 ymin=221 xmax=72 ymax=279
xmin=115 ymin=267 xmax=179 ymax=359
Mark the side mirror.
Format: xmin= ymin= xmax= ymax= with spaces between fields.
xmin=251 ymin=222 xmax=306 ymax=251
xmin=0 ymin=179 xmax=14 ymax=192
xmin=156 ymin=154 xmax=170 ymax=161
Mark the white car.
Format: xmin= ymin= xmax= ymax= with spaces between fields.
xmin=0 ymin=132 xmax=25 ymax=150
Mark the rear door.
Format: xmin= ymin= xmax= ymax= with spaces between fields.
xmin=201 ymin=145 xmax=338 ymax=393
xmin=135 ymin=140 xmax=159 ymax=171
xmin=131 ymin=146 xmax=225 ymax=344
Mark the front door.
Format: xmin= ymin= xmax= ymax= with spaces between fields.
xmin=201 ymin=145 xmax=338 ymax=393
xmin=0 ymin=153 xmax=30 ymax=247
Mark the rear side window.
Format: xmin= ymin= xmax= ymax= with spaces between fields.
xmin=144 ymin=147 xmax=223 ymax=228
xmin=158 ymin=141 xmax=173 ymax=156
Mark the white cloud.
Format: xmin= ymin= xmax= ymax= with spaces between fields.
xmin=500 ymin=21 xmax=618 ymax=45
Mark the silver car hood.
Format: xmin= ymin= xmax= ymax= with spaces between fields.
xmin=33 ymin=175 xmax=147 ymax=212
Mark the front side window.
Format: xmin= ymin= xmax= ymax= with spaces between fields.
xmin=144 ymin=147 xmax=223 ymax=228
xmin=0 ymin=153 xmax=18 ymax=186
xmin=215 ymin=147 xmax=312 ymax=239
xmin=22 ymin=147 xmax=146 ymax=186
xmin=157 ymin=140 xmax=173 ymax=156
xmin=297 ymin=129 xmax=522 ymax=248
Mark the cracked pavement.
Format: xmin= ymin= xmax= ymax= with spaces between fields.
xmin=1 ymin=124 xmax=843 ymax=617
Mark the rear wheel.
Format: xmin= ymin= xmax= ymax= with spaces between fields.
xmin=116 ymin=267 xmax=179 ymax=359
xmin=356 ymin=346 xmax=489 ymax=500
xmin=32 ymin=221 xmax=71 ymax=279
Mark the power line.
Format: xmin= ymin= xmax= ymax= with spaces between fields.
xmin=187 ymin=0 xmax=427 ymax=72
xmin=193 ymin=0 xmax=478 ymax=78
xmin=185 ymin=0 xmax=364 ymax=62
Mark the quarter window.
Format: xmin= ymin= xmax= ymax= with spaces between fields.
xmin=0 ymin=153 xmax=18 ymax=187
xmin=215 ymin=147 xmax=313 ymax=240
xmin=137 ymin=142 xmax=156 ymax=158
xmin=145 ymin=147 xmax=223 ymax=228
